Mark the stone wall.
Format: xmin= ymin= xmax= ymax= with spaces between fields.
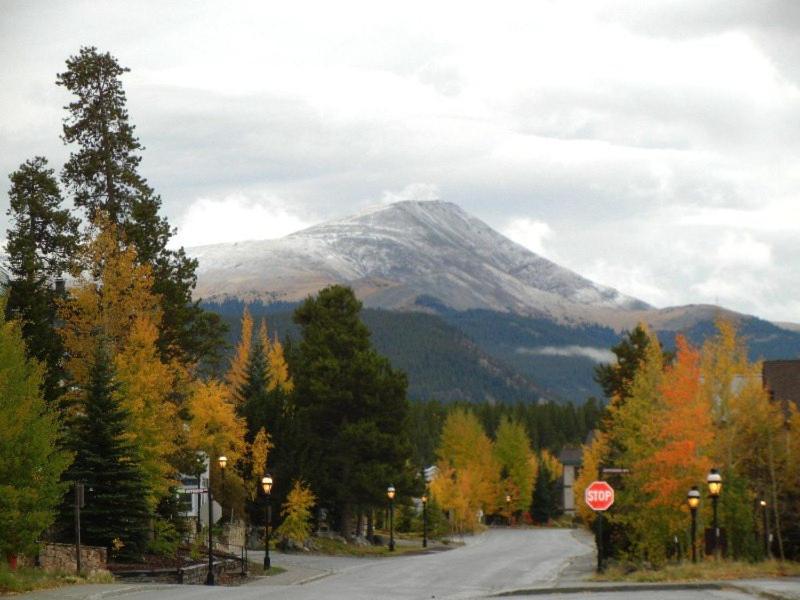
xmin=39 ymin=542 xmax=107 ymax=573
xmin=178 ymin=558 xmax=241 ymax=584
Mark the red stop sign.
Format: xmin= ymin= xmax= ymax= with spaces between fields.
xmin=585 ymin=480 xmax=614 ymax=511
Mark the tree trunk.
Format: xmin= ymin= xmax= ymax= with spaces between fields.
xmin=339 ymin=503 xmax=353 ymax=540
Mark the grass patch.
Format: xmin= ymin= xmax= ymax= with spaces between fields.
xmin=596 ymin=559 xmax=800 ymax=583
xmin=247 ymin=563 xmax=287 ymax=577
xmin=311 ymin=536 xmax=428 ymax=557
xmin=0 ymin=564 xmax=113 ymax=594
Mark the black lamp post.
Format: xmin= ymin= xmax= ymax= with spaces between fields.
xmin=760 ymin=499 xmax=770 ymax=559
xmin=387 ymin=485 xmax=396 ymax=551
xmin=205 ymin=455 xmax=226 ymax=586
xmin=707 ymin=468 xmax=722 ymax=558
xmin=219 ymin=455 xmax=227 ymax=522
xmin=421 ymin=494 xmax=428 ymax=548
xmin=687 ymin=486 xmax=700 ymax=563
xmin=506 ymin=493 xmax=512 ymax=527
xmin=262 ymin=475 xmax=273 ymax=570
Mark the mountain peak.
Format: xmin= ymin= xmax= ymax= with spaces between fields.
xmin=189 ymin=200 xmax=650 ymax=316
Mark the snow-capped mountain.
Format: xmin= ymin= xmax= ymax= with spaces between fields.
xmin=189 ymin=200 xmax=650 ymax=319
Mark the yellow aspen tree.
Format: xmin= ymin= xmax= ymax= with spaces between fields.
xmin=256 ymin=318 xmax=295 ymax=394
xmin=701 ymin=319 xmax=783 ymax=558
xmin=226 ymin=306 xmax=253 ymax=405
xmin=257 ymin=318 xmax=272 ymax=360
xmin=701 ymin=318 xmax=749 ymax=470
xmin=186 ymin=379 xmax=247 ymax=462
xmin=113 ymin=315 xmax=179 ymax=506
xmin=602 ymin=327 xmax=665 ymax=560
xmin=187 ymin=379 xmax=249 ymax=518
xmin=431 ymin=409 xmax=499 ymax=532
xmin=575 ymin=430 xmax=609 ymax=524
xmin=58 ymin=218 xmax=161 ymax=389
xmin=494 ymin=417 xmax=536 ymax=513
xmin=244 ymin=427 xmax=273 ymax=503
xmin=267 ymin=335 xmax=294 ymax=394
xmin=275 ymin=481 xmax=317 ymax=545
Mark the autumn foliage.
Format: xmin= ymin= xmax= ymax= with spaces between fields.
xmin=577 ymin=320 xmax=800 ymax=564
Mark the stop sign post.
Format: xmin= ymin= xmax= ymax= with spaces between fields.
xmin=585 ymin=481 xmax=614 ymax=511
xmin=585 ymin=481 xmax=614 ymax=573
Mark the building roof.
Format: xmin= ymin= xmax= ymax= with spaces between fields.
xmin=763 ymin=360 xmax=800 ymax=410
xmin=559 ymin=446 xmax=583 ymax=467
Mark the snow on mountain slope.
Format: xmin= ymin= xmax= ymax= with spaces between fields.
xmin=189 ymin=200 xmax=651 ymax=319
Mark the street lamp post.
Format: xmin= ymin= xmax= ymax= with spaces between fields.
xmin=262 ymin=475 xmax=273 ymax=570
xmin=506 ymin=494 xmax=512 ymax=527
xmin=760 ymin=499 xmax=770 ymax=559
xmin=219 ymin=456 xmax=227 ymax=522
xmin=387 ymin=485 xmax=396 ymax=551
xmin=205 ymin=455 xmax=228 ymax=585
xmin=707 ymin=468 xmax=722 ymax=558
xmin=421 ymin=494 xmax=428 ymax=548
xmin=687 ymin=486 xmax=700 ymax=563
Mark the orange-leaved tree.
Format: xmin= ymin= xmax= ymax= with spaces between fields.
xmin=636 ymin=335 xmax=713 ymax=563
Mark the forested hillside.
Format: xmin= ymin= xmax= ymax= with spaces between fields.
xmin=205 ymin=299 xmax=558 ymax=403
xmin=205 ymin=297 xmax=800 ymax=404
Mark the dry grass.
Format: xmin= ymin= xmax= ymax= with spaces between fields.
xmin=0 ymin=565 xmax=113 ymax=594
xmin=311 ymin=536 xmax=427 ymax=557
xmin=596 ymin=559 xmax=800 ymax=583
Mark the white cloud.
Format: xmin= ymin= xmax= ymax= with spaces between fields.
xmin=379 ymin=183 xmax=441 ymax=204
xmin=503 ymin=218 xmax=553 ymax=256
xmin=171 ymin=195 xmax=312 ymax=248
xmin=715 ymin=232 xmax=772 ymax=268
xmin=2 ymin=1 xmax=800 ymax=321
xmin=516 ymin=345 xmax=616 ymax=363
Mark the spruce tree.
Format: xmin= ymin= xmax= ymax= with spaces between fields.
xmin=594 ymin=324 xmax=651 ymax=404
xmin=239 ymin=326 xmax=269 ymax=432
xmin=61 ymin=340 xmax=150 ymax=559
xmin=57 ymin=46 xmax=225 ymax=367
xmin=292 ymin=285 xmax=418 ymax=535
xmin=0 ymin=302 xmax=72 ymax=559
xmin=238 ymin=320 xmax=297 ymax=524
xmin=531 ymin=459 xmax=559 ymax=524
xmin=6 ymin=157 xmax=79 ymax=404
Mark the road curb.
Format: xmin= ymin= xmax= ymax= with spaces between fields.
xmin=494 ymin=582 xmax=725 ymax=596
xmin=726 ymin=583 xmax=800 ymax=600
xmin=295 ymin=571 xmax=334 ymax=585
xmin=494 ymin=581 xmax=800 ymax=599
xmin=85 ymin=585 xmax=176 ymax=599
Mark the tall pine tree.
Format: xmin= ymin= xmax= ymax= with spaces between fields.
xmin=6 ymin=156 xmax=79 ymax=404
xmin=292 ymin=286 xmax=418 ymax=535
xmin=61 ymin=340 xmax=150 ymax=559
xmin=594 ymin=324 xmax=651 ymax=405
xmin=57 ymin=46 xmax=225 ymax=367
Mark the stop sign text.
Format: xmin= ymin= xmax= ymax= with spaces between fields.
xmin=585 ymin=480 xmax=615 ymax=511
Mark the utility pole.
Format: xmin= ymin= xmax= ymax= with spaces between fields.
xmin=74 ymin=482 xmax=85 ymax=576
xmin=206 ymin=484 xmax=214 ymax=585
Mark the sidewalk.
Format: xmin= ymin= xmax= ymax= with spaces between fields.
xmin=244 ymin=563 xmax=331 ymax=586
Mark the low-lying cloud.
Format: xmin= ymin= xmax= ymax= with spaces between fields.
xmin=516 ymin=345 xmax=616 ymax=364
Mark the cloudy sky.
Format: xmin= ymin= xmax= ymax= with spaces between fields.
xmin=2 ymin=1 xmax=799 ymax=321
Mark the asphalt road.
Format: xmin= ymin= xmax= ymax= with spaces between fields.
xmin=22 ymin=529 xmax=787 ymax=599
xmin=102 ymin=528 xmax=595 ymax=600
